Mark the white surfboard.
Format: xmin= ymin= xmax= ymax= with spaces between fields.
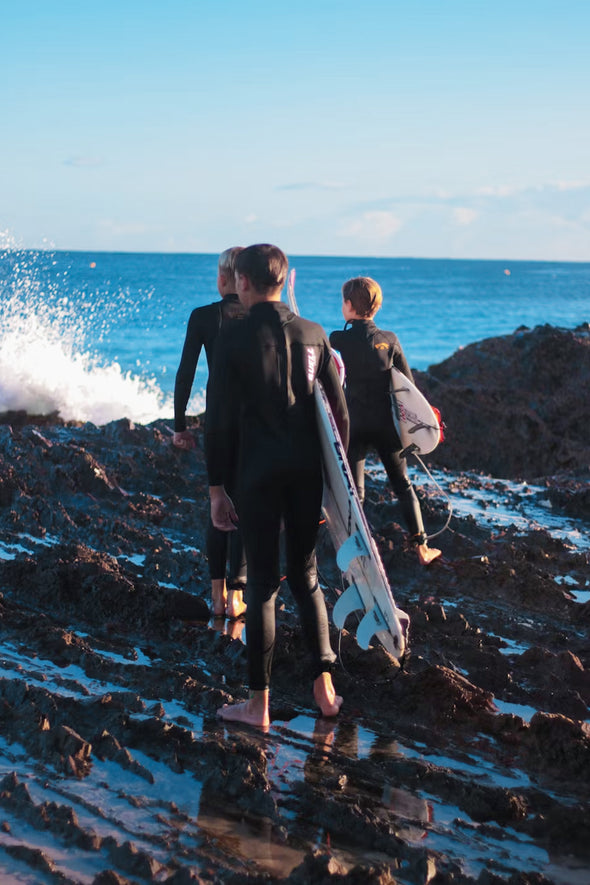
xmin=287 ymin=270 xmax=409 ymax=659
xmin=390 ymin=367 xmax=441 ymax=457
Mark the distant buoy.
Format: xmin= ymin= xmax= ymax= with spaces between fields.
xmin=504 ymin=268 xmax=511 ymax=276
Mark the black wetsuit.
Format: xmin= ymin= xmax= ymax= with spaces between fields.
xmin=330 ymin=319 xmax=426 ymax=544
xmin=174 ymin=293 xmax=246 ymax=432
xmin=206 ymin=301 xmax=349 ymax=691
xmin=174 ymin=293 xmax=247 ymax=588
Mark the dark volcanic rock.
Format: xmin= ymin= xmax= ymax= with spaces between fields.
xmin=415 ymin=323 xmax=590 ymax=478
xmin=0 ymin=324 xmax=589 ymax=885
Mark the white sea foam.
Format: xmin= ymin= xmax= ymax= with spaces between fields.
xmin=0 ymin=236 xmax=192 ymax=425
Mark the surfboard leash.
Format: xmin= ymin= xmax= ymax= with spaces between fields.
xmin=411 ymin=452 xmax=453 ymax=542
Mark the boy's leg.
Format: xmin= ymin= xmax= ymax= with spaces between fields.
xmin=378 ymin=443 xmax=441 ymax=564
xmin=233 ymin=478 xmax=283 ymax=690
xmin=217 ymin=479 xmax=281 ymax=727
xmin=207 ymin=519 xmax=229 ymax=615
xmin=347 ymin=436 xmax=368 ymax=504
xmin=226 ymin=526 xmax=247 ymax=618
xmin=283 ymin=471 xmax=339 ymax=686
xmin=226 ymin=473 xmax=247 ymax=618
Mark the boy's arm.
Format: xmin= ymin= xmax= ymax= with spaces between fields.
xmin=204 ymin=330 xmax=237 ymax=488
xmin=174 ymin=309 xmax=205 ymax=432
xmin=392 ymin=336 xmax=414 ymax=383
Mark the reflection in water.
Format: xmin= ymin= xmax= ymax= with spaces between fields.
xmin=197 ymin=806 xmax=305 ymax=877
xmin=381 ymin=784 xmax=431 ymax=842
xmin=210 ymin=616 xmax=246 ymax=642
xmin=277 ymin=715 xmax=433 ymax=848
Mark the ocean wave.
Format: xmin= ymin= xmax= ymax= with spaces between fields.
xmin=0 ymin=237 xmax=190 ymax=425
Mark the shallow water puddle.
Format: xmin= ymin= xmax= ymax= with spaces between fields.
xmin=497 ymin=636 xmax=532 ymax=656
xmin=196 ymin=807 xmax=306 ymax=878
xmin=261 ymin=712 xmax=565 ymax=883
xmin=0 ymin=532 xmax=61 ymax=561
xmin=0 ymin=739 xmax=202 ymax=881
xmin=1 ymin=631 xmax=210 ymax=738
xmin=271 ymin=719 xmax=571 ymax=882
xmin=368 ymin=465 xmax=590 ymax=551
xmin=493 ymin=698 xmax=538 ymax=722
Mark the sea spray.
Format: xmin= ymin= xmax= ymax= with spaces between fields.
xmin=0 ymin=237 xmax=192 ymax=424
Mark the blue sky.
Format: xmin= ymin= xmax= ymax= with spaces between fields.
xmin=2 ymin=0 xmax=589 ymax=259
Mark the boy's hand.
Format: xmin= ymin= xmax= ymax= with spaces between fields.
xmin=210 ymin=486 xmax=238 ymax=532
xmin=172 ymin=430 xmax=196 ymax=450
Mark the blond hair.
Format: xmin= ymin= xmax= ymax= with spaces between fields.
xmin=218 ymin=246 xmax=244 ymax=278
xmin=342 ymin=277 xmax=383 ymax=318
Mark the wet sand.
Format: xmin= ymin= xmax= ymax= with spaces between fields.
xmin=0 ymin=323 xmax=589 ymax=884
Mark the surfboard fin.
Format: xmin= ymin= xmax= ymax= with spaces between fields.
xmin=358 ymin=611 xmax=407 ymax=656
xmin=336 ymin=531 xmax=370 ymax=571
xmin=333 ymin=586 xmax=408 ymax=657
xmin=357 ymin=606 xmax=387 ymax=649
xmin=332 ymin=583 xmax=364 ymax=630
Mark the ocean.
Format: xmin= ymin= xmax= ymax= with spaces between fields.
xmin=1 ymin=243 xmax=589 ymax=426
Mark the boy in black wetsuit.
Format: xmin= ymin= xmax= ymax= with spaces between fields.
xmin=173 ymin=247 xmax=247 ymax=618
xmin=330 ymin=276 xmax=441 ymax=566
xmin=206 ymin=244 xmax=348 ymax=727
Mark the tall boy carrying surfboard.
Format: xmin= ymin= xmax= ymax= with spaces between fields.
xmin=330 ymin=277 xmax=441 ymax=566
xmin=205 ymin=244 xmax=348 ymax=727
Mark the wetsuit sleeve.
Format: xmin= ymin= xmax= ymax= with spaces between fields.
xmin=174 ymin=310 xmax=205 ymax=432
xmin=204 ymin=331 xmax=238 ymax=488
xmin=319 ymin=346 xmax=350 ymax=451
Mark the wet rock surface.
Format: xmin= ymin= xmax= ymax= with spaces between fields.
xmin=415 ymin=322 xmax=590 ymax=479
xmin=0 ymin=324 xmax=589 ymax=884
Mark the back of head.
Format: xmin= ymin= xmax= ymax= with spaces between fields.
xmin=235 ymin=244 xmax=288 ymax=295
xmin=218 ymin=246 xmax=244 ymax=279
xmin=342 ymin=276 xmax=382 ymax=318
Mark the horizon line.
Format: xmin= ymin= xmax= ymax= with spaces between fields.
xmin=1 ymin=246 xmax=589 ymax=266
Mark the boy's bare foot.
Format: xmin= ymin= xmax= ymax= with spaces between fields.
xmin=313 ymin=672 xmax=343 ymax=718
xmin=211 ymin=579 xmax=227 ymax=617
xmin=226 ymin=619 xmax=246 ymax=642
xmin=217 ymin=690 xmax=270 ymax=728
xmin=226 ymin=588 xmax=247 ymax=620
xmin=417 ymin=544 xmax=442 ymax=566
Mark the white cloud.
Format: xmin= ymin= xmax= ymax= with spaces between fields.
xmin=552 ymin=180 xmax=590 ymax=192
xmin=64 ymin=156 xmax=104 ymax=168
xmin=453 ymin=207 xmax=479 ymax=226
xmin=342 ymin=211 xmax=403 ymax=240
xmin=244 ymin=214 xmax=257 ymax=223
xmin=97 ymin=220 xmax=162 ymax=237
xmin=474 ymin=184 xmax=521 ymax=198
xmin=277 ymin=181 xmax=346 ymax=192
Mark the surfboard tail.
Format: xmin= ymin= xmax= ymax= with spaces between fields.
xmin=333 ymin=583 xmax=408 ymax=658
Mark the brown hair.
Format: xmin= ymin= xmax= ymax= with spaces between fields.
xmin=235 ymin=244 xmax=288 ymax=295
xmin=342 ymin=277 xmax=383 ymax=318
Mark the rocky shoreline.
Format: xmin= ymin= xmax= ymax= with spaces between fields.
xmin=0 ymin=323 xmax=589 ymax=884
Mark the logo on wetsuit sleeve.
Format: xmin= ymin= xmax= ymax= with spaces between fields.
xmin=306 ymin=347 xmax=317 ymax=383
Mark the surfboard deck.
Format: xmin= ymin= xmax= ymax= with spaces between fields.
xmin=390 ymin=367 xmax=441 ymax=457
xmin=286 ymin=269 xmax=409 ymax=659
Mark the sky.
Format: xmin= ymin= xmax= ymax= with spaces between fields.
xmin=2 ymin=0 xmax=590 ymax=260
